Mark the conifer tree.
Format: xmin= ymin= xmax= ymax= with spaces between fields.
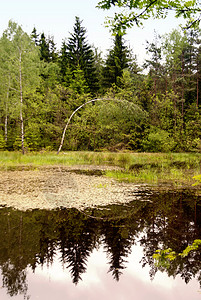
xmin=31 ymin=27 xmax=39 ymax=46
xmin=69 ymin=65 xmax=89 ymax=95
xmin=103 ymin=34 xmax=130 ymax=88
xmin=59 ymin=40 xmax=72 ymax=85
xmin=66 ymin=16 xmax=99 ymax=94
xmin=48 ymin=36 xmax=58 ymax=62
xmin=39 ymin=33 xmax=50 ymax=62
xmin=35 ymin=31 xmax=58 ymax=63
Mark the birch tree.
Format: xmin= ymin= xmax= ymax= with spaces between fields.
xmin=0 ymin=33 xmax=14 ymax=146
xmin=2 ymin=21 xmax=40 ymax=153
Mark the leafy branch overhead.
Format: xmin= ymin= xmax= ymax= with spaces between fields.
xmin=97 ymin=0 xmax=201 ymax=34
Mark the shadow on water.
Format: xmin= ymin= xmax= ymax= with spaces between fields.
xmin=0 ymin=188 xmax=201 ymax=298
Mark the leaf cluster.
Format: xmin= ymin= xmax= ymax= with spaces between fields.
xmin=97 ymin=0 xmax=201 ymax=34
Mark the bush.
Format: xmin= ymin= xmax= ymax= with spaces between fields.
xmin=0 ymin=133 xmax=5 ymax=150
xmin=142 ymin=128 xmax=175 ymax=152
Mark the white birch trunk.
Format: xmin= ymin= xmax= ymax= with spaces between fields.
xmin=5 ymin=101 xmax=8 ymax=143
xmin=19 ymin=50 xmax=25 ymax=154
xmin=4 ymin=75 xmax=11 ymax=144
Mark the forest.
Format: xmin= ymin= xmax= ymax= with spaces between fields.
xmin=0 ymin=18 xmax=201 ymax=153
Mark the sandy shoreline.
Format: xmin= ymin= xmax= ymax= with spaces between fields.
xmin=0 ymin=165 xmax=139 ymax=211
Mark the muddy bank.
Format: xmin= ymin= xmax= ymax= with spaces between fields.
xmin=0 ymin=165 xmax=139 ymax=211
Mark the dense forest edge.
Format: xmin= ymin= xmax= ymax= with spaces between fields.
xmin=1 ymin=19 xmax=201 ymax=154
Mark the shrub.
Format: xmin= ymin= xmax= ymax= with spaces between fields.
xmin=0 ymin=133 xmax=5 ymax=150
xmin=142 ymin=128 xmax=175 ymax=152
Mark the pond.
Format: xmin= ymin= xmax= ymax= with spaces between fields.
xmin=0 ymin=188 xmax=201 ymax=299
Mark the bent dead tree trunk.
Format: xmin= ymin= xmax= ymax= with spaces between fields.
xmin=57 ymin=98 xmax=123 ymax=154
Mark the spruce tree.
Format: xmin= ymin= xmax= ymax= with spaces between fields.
xmin=66 ymin=16 xmax=99 ymax=94
xmin=69 ymin=65 xmax=89 ymax=95
xmin=103 ymin=34 xmax=130 ymax=88
xmin=48 ymin=36 xmax=58 ymax=62
xmin=31 ymin=27 xmax=39 ymax=46
xmin=39 ymin=33 xmax=50 ymax=62
xmin=59 ymin=40 xmax=72 ymax=85
xmin=38 ymin=32 xmax=58 ymax=63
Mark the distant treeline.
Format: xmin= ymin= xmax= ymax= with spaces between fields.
xmin=0 ymin=18 xmax=201 ymax=153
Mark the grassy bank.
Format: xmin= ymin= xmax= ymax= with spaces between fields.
xmin=0 ymin=151 xmax=201 ymax=186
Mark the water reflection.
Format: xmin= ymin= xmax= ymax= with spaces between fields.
xmin=0 ymin=188 xmax=201 ymax=299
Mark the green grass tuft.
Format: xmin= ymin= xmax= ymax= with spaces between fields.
xmin=0 ymin=151 xmax=200 ymax=186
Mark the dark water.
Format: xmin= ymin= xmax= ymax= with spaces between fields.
xmin=0 ymin=188 xmax=201 ymax=299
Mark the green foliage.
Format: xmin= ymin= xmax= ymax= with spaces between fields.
xmin=103 ymin=34 xmax=131 ymax=88
xmin=13 ymin=136 xmax=28 ymax=151
xmin=97 ymin=0 xmax=201 ymax=34
xmin=0 ymin=151 xmax=200 ymax=187
xmin=180 ymin=239 xmax=201 ymax=257
xmin=65 ymin=99 xmax=147 ymax=151
xmin=153 ymin=248 xmax=177 ymax=269
xmin=39 ymin=32 xmax=58 ymax=63
xmin=25 ymin=123 xmax=41 ymax=151
xmin=153 ymin=240 xmax=201 ymax=269
xmin=0 ymin=20 xmax=201 ymax=153
xmin=66 ymin=16 xmax=99 ymax=94
xmin=193 ymin=174 xmax=201 ymax=186
xmin=184 ymin=105 xmax=201 ymax=151
xmin=0 ymin=133 xmax=5 ymax=150
xmin=69 ymin=66 xmax=89 ymax=94
xmin=142 ymin=127 xmax=175 ymax=152
xmin=39 ymin=32 xmax=50 ymax=62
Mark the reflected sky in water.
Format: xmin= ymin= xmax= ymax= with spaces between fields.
xmin=0 ymin=187 xmax=201 ymax=299
xmin=1 ymin=245 xmax=200 ymax=300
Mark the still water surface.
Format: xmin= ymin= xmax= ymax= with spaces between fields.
xmin=0 ymin=188 xmax=201 ymax=299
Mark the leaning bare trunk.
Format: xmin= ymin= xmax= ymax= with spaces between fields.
xmin=57 ymin=98 xmax=133 ymax=154
xmin=57 ymin=99 xmax=109 ymax=154
xmin=19 ymin=51 xmax=25 ymax=154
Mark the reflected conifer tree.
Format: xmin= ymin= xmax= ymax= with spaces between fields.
xmin=57 ymin=208 xmax=99 ymax=284
xmin=102 ymin=220 xmax=134 ymax=281
xmin=37 ymin=211 xmax=58 ymax=267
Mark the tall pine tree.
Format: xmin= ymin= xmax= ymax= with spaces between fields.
xmin=66 ymin=16 xmax=99 ymax=94
xmin=103 ymin=34 xmax=130 ymax=88
xmin=59 ymin=40 xmax=72 ymax=86
xmin=31 ymin=27 xmax=39 ymax=46
xmin=39 ymin=33 xmax=50 ymax=62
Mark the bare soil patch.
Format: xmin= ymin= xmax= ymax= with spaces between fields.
xmin=0 ymin=165 xmax=138 ymax=210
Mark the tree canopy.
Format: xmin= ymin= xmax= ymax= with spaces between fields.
xmin=97 ymin=0 xmax=201 ymax=34
xmin=0 ymin=19 xmax=201 ymax=153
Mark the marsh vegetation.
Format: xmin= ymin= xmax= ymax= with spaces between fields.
xmin=0 ymin=151 xmax=201 ymax=187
